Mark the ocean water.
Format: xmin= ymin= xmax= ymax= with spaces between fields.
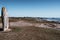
xmin=43 ymin=18 xmax=60 ymax=22
xmin=36 ymin=17 xmax=60 ymax=22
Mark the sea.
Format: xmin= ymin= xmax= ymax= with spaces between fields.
xmin=42 ymin=18 xmax=60 ymax=22
xmin=35 ymin=17 xmax=60 ymax=22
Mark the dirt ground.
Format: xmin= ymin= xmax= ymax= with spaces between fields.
xmin=0 ymin=20 xmax=60 ymax=40
xmin=0 ymin=20 xmax=60 ymax=29
xmin=0 ymin=26 xmax=60 ymax=40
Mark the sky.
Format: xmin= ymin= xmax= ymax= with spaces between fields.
xmin=0 ymin=0 xmax=60 ymax=18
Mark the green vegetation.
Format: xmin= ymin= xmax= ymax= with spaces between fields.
xmin=11 ymin=27 xmax=22 ymax=32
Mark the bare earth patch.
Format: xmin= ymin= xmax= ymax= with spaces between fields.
xmin=0 ymin=20 xmax=60 ymax=40
xmin=0 ymin=20 xmax=60 ymax=29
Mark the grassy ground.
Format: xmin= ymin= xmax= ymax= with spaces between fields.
xmin=0 ymin=26 xmax=60 ymax=40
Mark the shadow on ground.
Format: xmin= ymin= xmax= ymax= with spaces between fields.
xmin=0 ymin=28 xmax=3 ymax=31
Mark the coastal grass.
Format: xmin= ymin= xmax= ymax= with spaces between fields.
xmin=11 ymin=27 xmax=22 ymax=32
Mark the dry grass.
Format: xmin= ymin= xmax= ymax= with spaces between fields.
xmin=0 ymin=26 xmax=60 ymax=40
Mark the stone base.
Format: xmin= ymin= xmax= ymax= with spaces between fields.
xmin=3 ymin=29 xmax=11 ymax=32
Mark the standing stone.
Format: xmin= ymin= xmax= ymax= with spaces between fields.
xmin=1 ymin=7 xmax=10 ymax=31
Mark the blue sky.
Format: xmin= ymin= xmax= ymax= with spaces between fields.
xmin=0 ymin=0 xmax=60 ymax=18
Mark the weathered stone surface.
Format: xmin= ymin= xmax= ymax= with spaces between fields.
xmin=1 ymin=7 xmax=10 ymax=31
